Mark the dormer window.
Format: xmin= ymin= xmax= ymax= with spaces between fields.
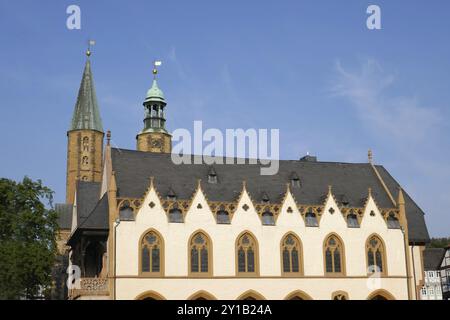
xmin=387 ymin=213 xmax=401 ymax=229
xmin=262 ymin=211 xmax=275 ymax=226
xmin=119 ymin=203 xmax=134 ymax=221
xmin=347 ymin=210 xmax=359 ymax=228
xmin=168 ymin=208 xmax=183 ymax=223
xmin=305 ymin=208 xmax=318 ymax=227
xmin=216 ymin=210 xmax=230 ymax=224
xmin=208 ymin=167 xmax=217 ymax=184
xmin=290 ymin=172 xmax=300 ymax=188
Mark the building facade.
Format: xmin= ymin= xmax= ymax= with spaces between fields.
xmin=420 ymin=248 xmax=445 ymax=300
xmin=439 ymin=247 xmax=450 ymax=300
xmin=56 ymin=54 xmax=430 ymax=300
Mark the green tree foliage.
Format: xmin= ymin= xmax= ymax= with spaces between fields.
xmin=0 ymin=177 xmax=58 ymax=299
xmin=428 ymin=237 xmax=450 ymax=249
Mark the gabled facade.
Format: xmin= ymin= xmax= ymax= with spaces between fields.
xmin=56 ymin=55 xmax=430 ymax=300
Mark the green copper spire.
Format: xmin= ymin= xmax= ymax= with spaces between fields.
xmin=70 ymin=57 xmax=103 ymax=132
xmin=141 ymin=65 xmax=168 ymax=133
xmin=145 ymin=79 xmax=165 ymax=103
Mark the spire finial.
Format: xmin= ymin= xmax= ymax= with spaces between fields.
xmin=153 ymin=60 xmax=162 ymax=79
xmin=368 ymin=149 xmax=373 ymax=164
xmin=106 ymin=130 xmax=111 ymax=145
xmin=86 ymin=39 xmax=96 ymax=58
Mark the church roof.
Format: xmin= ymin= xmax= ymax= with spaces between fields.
xmin=110 ymin=148 xmax=429 ymax=243
xmin=423 ymin=248 xmax=445 ymax=270
xmin=69 ymin=59 xmax=103 ymax=132
xmin=74 ymin=181 xmax=101 ymax=227
xmin=77 ymin=193 xmax=109 ymax=230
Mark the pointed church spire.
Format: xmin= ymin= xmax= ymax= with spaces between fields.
xmin=65 ymin=47 xmax=104 ymax=204
xmin=70 ymin=53 xmax=103 ymax=132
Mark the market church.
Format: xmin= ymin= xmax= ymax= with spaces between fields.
xmin=55 ymin=51 xmax=430 ymax=300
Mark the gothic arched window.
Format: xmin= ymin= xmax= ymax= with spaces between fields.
xmin=140 ymin=230 xmax=163 ymax=276
xmin=366 ymin=235 xmax=386 ymax=275
xmin=189 ymin=232 xmax=211 ymax=276
xmin=324 ymin=234 xmax=345 ymax=275
xmin=236 ymin=232 xmax=259 ymax=276
xmin=281 ymin=233 xmax=302 ymax=275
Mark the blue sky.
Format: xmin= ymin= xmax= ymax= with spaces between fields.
xmin=0 ymin=0 xmax=449 ymax=237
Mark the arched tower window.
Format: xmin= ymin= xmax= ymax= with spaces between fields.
xmin=236 ymin=232 xmax=259 ymax=276
xmin=366 ymin=235 xmax=386 ymax=275
xmin=82 ymin=156 xmax=89 ymax=166
xmin=324 ymin=234 xmax=345 ymax=275
xmin=189 ymin=232 xmax=212 ymax=276
xmin=281 ymin=233 xmax=302 ymax=275
xmin=140 ymin=230 xmax=163 ymax=276
xmin=82 ymin=136 xmax=89 ymax=152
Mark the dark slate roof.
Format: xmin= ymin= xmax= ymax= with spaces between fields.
xmin=55 ymin=203 xmax=73 ymax=230
xmin=78 ymin=193 xmax=109 ymax=230
xmin=423 ymin=248 xmax=445 ymax=270
xmin=110 ymin=148 xmax=429 ymax=243
xmin=376 ymin=166 xmax=430 ymax=243
xmin=75 ymin=181 xmax=101 ymax=226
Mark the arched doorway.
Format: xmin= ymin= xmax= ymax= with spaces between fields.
xmin=367 ymin=290 xmax=395 ymax=300
xmin=284 ymin=290 xmax=313 ymax=300
xmin=187 ymin=290 xmax=217 ymax=300
xmin=237 ymin=290 xmax=266 ymax=300
xmin=135 ymin=291 xmax=166 ymax=300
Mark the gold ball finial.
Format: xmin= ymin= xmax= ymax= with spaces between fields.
xmin=86 ymin=49 xmax=91 ymax=57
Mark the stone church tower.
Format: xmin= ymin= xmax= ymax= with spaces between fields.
xmin=66 ymin=52 xmax=104 ymax=204
xmin=136 ymin=66 xmax=172 ymax=153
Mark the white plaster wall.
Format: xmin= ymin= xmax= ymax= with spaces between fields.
xmin=115 ymin=186 xmax=409 ymax=299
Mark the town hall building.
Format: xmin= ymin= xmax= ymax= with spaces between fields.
xmin=56 ymin=51 xmax=430 ymax=300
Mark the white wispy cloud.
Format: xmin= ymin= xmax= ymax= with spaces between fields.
xmin=330 ymin=58 xmax=450 ymax=237
xmin=331 ymin=59 xmax=441 ymax=142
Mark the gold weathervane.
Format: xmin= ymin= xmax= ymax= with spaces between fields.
xmin=153 ymin=60 xmax=162 ymax=78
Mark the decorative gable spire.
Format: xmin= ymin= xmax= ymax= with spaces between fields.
xmin=70 ymin=53 xmax=103 ymax=132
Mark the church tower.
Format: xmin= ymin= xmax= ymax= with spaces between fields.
xmin=66 ymin=50 xmax=104 ymax=204
xmin=136 ymin=64 xmax=172 ymax=153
